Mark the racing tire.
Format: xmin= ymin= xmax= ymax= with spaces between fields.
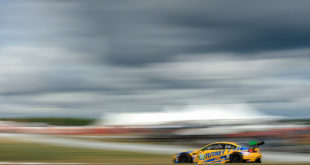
xmin=178 ymin=153 xmax=192 ymax=163
xmin=255 ymin=158 xmax=262 ymax=163
xmin=230 ymin=152 xmax=243 ymax=163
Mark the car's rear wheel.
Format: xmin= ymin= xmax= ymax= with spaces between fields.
xmin=255 ymin=158 xmax=262 ymax=163
xmin=230 ymin=153 xmax=243 ymax=163
xmin=178 ymin=153 xmax=192 ymax=163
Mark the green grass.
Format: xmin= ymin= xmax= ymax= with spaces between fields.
xmin=279 ymin=119 xmax=310 ymax=125
xmin=0 ymin=117 xmax=95 ymax=126
xmin=0 ymin=138 xmax=171 ymax=164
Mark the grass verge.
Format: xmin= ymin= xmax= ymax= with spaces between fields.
xmin=0 ymin=137 xmax=171 ymax=164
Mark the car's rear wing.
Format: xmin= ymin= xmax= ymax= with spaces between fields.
xmin=249 ymin=141 xmax=264 ymax=148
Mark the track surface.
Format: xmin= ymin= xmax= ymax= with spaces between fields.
xmin=0 ymin=133 xmax=309 ymax=163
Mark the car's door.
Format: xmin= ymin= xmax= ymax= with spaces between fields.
xmin=221 ymin=143 xmax=237 ymax=161
xmin=197 ymin=143 xmax=225 ymax=163
xmin=225 ymin=143 xmax=237 ymax=154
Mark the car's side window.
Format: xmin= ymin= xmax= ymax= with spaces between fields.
xmin=205 ymin=144 xmax=224 ymax=150
xmin=225 ymin=144 xmax=236 ymax=149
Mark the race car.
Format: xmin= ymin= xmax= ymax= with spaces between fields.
xmin=173 ymin=141 xmax=264 ymax=164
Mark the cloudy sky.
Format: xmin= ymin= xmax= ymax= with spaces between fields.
xmin=1 ymin=0 xmax=310 ymax=118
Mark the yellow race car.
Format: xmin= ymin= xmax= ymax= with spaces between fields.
xmin=173 ymin=141 xmax=264 ymax=164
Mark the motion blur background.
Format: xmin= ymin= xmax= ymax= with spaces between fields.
xmin=0 ymin=0 xmax=310 ymax=164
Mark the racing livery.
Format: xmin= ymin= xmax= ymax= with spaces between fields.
xmin=173 ymin=141 xmax=263 ymax=164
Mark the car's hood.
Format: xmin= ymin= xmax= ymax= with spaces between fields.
xmin=176 ymin=148 xmax=200 ymax=155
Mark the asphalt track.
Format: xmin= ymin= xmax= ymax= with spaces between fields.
xmin=1 ymin=133 xmax=309 ymax=163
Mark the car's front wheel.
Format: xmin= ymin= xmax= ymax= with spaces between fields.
xmin=178 ymin=153 xmax=192 ymax=163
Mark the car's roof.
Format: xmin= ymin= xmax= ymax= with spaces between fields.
xmin=208 ymin=142 xmax=238 ymax=146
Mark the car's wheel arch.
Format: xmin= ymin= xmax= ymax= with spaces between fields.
xmin=229 ymin=152 xmax=243 ymax=163
xmin=178 ymin=152 xmax=193 ymax=163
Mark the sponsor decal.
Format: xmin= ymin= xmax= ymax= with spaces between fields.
xmin=205 ymin=151 xmax=222 ymax=159
xmin=206 ymin=158 xmax=216 ymax=162
xmin=199 ymin=154 xmax=205 ymax=160
xmin=241 ymin=146 xmax=249 ymax=150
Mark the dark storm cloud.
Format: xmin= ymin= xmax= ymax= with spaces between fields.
xmin=73 ymin=0 xmax=310 ymax=65
xmin=1 ymin=0 xmax=310 ymax=118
